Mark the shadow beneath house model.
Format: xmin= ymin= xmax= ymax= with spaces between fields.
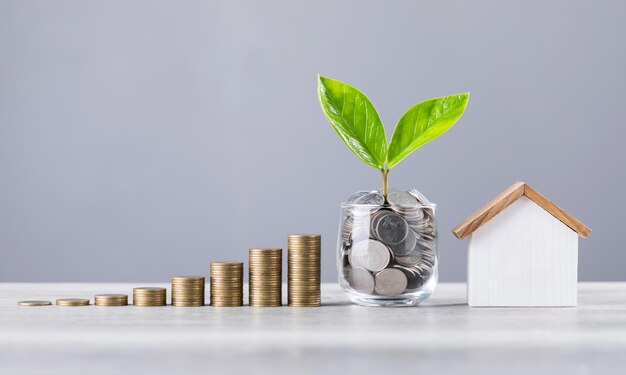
xmin=417 ymin=302 xmax=467 ymax=308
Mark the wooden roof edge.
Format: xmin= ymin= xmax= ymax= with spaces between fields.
xmin=452 ymin=182 xmax=525 ymax=240
xmin=523 ymin=184 xmax=591 ymax=238
xmin=452 ymin=182 xmax=591 ymax=240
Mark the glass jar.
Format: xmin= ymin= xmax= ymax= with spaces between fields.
xmin=337 ymin=190 xmax=438 ymax=307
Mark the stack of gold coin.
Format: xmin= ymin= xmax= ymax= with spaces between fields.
xmin=94 ymin=294 xmax=128 ymax=306
xmin=210 ymin=262 xmax=243 ymax=307
xmin=249 ymin=248 xmax=282 ymax=307
xmin=133 ymin=287 xmax=167 ymax=306
xmin=171 ymin=276 xmax=205 ymax=307
xmin=288 ymin=234 xmax=321 ymax=307
xmin=56 ymin=298 xmax=90 ymax=306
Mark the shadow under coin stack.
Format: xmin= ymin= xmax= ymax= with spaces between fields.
xmin=133 ymin=287 xmax=166 ymax=306
xmin=248 ymin=248 xmax=282 ymax=307
xmin=171 ymin=276 xmax=205 ymax=307
xmin=210 ymin=262 xmax=243 ymax=307
xmin=288 ymin=234 xmax=321 ymax=307
xmin=94 ymin=294 xmax=128 ymax=306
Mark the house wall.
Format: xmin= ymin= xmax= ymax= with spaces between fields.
xmin=467 ymin=196 xmax=578 ymax=306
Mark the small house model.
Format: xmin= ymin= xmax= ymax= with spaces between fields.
xmin=452 ymin=182 xmax=591 ymax=307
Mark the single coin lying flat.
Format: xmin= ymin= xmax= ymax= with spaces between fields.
xmin=18 ymin=300 xmax=52 ymax=306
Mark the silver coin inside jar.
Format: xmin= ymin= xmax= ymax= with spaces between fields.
xmin=347 ymin=267 xmax=375 ymax=294
xmin=349 ymin=239 xmax=391 ymax=272
xmin=373 ymin=211 xmax=408 ymax=245
xmin=374 ymin=268 xmax=408 ymax=296
xmin=387 ymin=191 xmax=418 ymax=207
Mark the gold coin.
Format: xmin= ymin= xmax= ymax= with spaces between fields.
xmin=249 ymin=248 xmax=281 ymax=252
xmin=210 ymin=262 xmax=243 ymax=269
xmin=18 ymin=300 xmax=52 ymax=306
xmin=210 ymin=296 xmax=243 ymax=300
xmin=133 ymin=296 xmax=166 ymax=299
xmin=172 ymin=303 xmax=204 ymax=307
xmin=209 ymin=275 xmax=242 ymax=279
xmin=134 ymin=287 xmax=166 ymax=292
xmin=95 ymin=302 xmax=128 ymax=306
xmin=134 ymin=302 xmax=166 ymax=307
xmin=56 ymin=298 xmax=90 ymax=306
xmin=172 ymin=275 xmax=205 ymax=280
xmin=95 ymin=294 xmax=128 ymax=306
xmin=95 ymin=294 xmax=127 ymax=299
xmin=171 ymin=290 xmax=204 ymax=293
xmin=288 ymin=234 xmax=321 ymax=239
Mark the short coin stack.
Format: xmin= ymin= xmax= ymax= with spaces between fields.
xmin=249 ymin=248 xmax=282 ymax=307
xmin=288 ymin=234 xmax=321 ymax=307
xmin=210 ymin=262 xmax=243 ymax=307
xmin=171 ymin=276 xmax=205 ymax=307
xmin=56 ymin=298 xmax=90 ymax=306
xmin=133 ymin=287 xmax=166 ymax=306
xmin=94 ymin=294 xmax=128 ymax=306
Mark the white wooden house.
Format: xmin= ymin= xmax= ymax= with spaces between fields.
xmin=452 ymin=182 xmax=591 ymax=307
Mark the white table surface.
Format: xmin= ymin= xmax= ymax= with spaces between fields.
xmin=1 ymin=282 xmax=625 ymax=375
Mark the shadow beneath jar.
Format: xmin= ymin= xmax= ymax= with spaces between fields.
xmin=320 ymin=301 xmax=354 ymax=307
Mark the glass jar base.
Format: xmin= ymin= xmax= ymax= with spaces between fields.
xmin=348 ymin=290 xmax=433 ymax=307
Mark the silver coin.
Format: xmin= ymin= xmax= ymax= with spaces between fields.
xmin=374 ymin=268 xmax=408 ymax=296
xmin=352 ymin=212 xmax=373 ymax=239
xmin=350 ymin=205 xmax=377 ymax=217
xmin=416 ymin=237 xmax=434 ymax=252
xmin=393 ymin=265 xmax=422 ymax=290
xmin=387 ymin=191 xmax=418 ymax=207
xmin=395 ymin=248 xmax=422 ymax=266
xmin=346 ymin=191 xmax=370 ymax=204
xmin=395 ymin=207 xmax=425 ymax=223
xmin=355 ymin=192 xmax=385 ymax=206
xmin=374 ymin=212 xmax=409 ymax=245
xmin=369 ymin=209 xmax=387 ymax=230
xmin=349 ymin=239 xmax=391 ymax=272
xmin=390 ymin=228 xmax=417 ymax=256
xmin=348 ymin=267 xmax=375 ymax=294
xmin=342 ymin=252 xmax=350 ymax=268
xmin=407 ymin=189 xmax=431 ymax=205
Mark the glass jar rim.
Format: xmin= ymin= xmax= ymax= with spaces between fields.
xmin=340 ymin=202 xmax=436 ymax=209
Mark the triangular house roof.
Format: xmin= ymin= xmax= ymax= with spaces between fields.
xmin=452 ymin=182 xmax=591 ymax=240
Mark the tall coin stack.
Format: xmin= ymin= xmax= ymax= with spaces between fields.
xmin=133 ymin=287 xmax=166 ymax=306
xmin=210 ymin=262 xmax=243 ymax=307
xmin=249 ymin=248 xmax=282 ymax=307
xmin=288 ymin=234 xmax=321 ymax=307
xmin=171 ymin=276 xmax=205 ymax=307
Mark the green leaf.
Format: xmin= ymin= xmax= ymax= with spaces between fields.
xmin=387 ymin=93 xmax=469 ymax=169
xmin=318 ymin=76 xmax=387 ymax=170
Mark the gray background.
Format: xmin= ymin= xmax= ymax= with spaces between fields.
xmin=1 ymin=0 xmax=624 ymax=282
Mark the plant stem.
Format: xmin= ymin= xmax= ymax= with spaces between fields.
xmin=381 ymin=169 xmax=388 ymax=197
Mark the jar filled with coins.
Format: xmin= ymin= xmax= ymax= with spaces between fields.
xmin=338 ymin=190 xmax=438 ymax=306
